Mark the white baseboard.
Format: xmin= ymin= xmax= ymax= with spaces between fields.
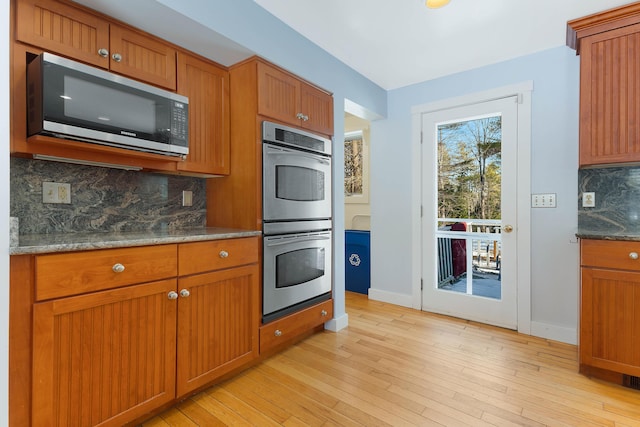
xmin=324 ymin=313 xmax=349 ymax=332
xmin=530 ymin=321 xmax=577 ymax=345
xmin=368 ymin=288 xmax=414 ymax=308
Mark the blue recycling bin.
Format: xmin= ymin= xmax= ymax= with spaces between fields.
xmin=345 ymin=230 xmax=371 ymax=294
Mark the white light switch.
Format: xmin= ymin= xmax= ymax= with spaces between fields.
xmin=582 ymin=192 xmax=595 ymax=208
xmin=531 ymin=193 xmax=556 ymax=208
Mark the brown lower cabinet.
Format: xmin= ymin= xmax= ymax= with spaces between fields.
xmin=580 ymin=239 xmax=640 ymax=382
xmin=32 ymin=278 xmax=179 ymax=426
xmin=10 ymin=236 xmax=332 ymax=426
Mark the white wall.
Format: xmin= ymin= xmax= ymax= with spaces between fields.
xmin=1 ymin=0 xmax=11 ymax=422
xmin=370 ymin=47 xmax=580 ymax=343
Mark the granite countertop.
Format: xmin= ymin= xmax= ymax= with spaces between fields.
xmin=9 ymin=227 xmax=262 ymax=255
xmin=576 ymin=230 xmax=640 ymax=242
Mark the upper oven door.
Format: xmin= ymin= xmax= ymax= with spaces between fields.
xmin=263 ymin=143 xmax=332 ymax=223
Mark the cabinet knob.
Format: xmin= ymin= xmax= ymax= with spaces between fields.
xmin=179 ymin=289 xmax=190 ymax=298
xmin=274 ymin=329 xmax=282 ymax=337
xmin=167 ymin=291 xmax=178 ymax=300
xmin=296 ymin=112 xmax=305 ymax=120
xmin=629 ymin=252 xmax=639 ymax=260
xmin=219 ymin=250 xmax=229 ymax=258
xmin=503 ymin=225 xmax=514 ymax=233
xmin=98 ymin=48 xmax=109 ymax=58
xmin=303 ymin=114 xmax=309 ymax=122
xmin=321 ymin=310 xmax=328 ymax=317
xmin=112 ymin=53 xmax=123 ymax=63
xmin=112 ymin=263 xmax=125 ymax=273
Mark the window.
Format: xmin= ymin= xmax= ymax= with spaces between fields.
xmin=344 ymin=130 xmax=368 ymax=203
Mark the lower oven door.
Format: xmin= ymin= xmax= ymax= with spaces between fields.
xmin=263 ymin=230 xmax=332 ymax=320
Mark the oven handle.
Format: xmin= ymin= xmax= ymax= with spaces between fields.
xmin=265 ymin=235 xmax=331 ymax=247
xmin=265 ymin=147 xmax=330 ymax=165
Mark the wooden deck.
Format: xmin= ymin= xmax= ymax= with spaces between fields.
xmin=143 ymin=292 xmax=640 ymax=426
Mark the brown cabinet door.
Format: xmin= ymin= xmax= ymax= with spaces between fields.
xmin=579 ymin=23 xmax=640 ymax=166
xmin=257 ymin=61 xmax=301 ymax=126
xmin=176 ymin=264 xmax=259 ymax=397
xmin=15 ymin=0 xmax=110 ymax=68
xmin=300 ymin=82 xmax=334 ymax=135
xmin=177 ymin=53 xmax=230 ymax=175
xmin=32 ymin=279 xmax=177 ymax=427
xmin=109 ymin=25 xmax=177 ymax=90
xmin=581 ymin=267 xmax=640 ymax=376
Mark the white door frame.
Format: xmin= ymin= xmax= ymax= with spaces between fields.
xmin=410 ymin=81 xmax=533 ymax=335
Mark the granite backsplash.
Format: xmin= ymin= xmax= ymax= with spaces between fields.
xmin=579 ymin=165 xmax=640 ymax=236
xmin=10 ymin=157 xmax=207 ymax=235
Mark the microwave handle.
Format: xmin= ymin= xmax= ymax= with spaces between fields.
xmin=265 ymin=148 xmax=330 ymax=165
xmin=265 ymin=235 xmax=331 ymax=247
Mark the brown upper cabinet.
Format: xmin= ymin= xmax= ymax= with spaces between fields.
xmin=16 ymin=0 xmax=177 ymax=90
xmin=12 ymin=0 xmax=230 ymax=175
xmin=177 ymin=53 xmax=230 ymax=176
xmin=257 ymin=61 xmax=333 ymax=136
xmin=568 ymin=2 xmax=640 ymax=166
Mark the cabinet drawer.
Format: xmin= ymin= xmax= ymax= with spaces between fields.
xmin=581 ymin=239 xmax=640 ymax=270
xmin=260 ymin=299 xmax=333 ymax=354
xmin=178 ymin=237 xmax=259 ymax=276
xmin=35 ymin=245 xmax=177 ymax=300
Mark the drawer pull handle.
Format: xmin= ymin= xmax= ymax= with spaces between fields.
xmin=321 ymin=310 xmax=328 ymax=317
xmin=630 ymin=252 xmax=639 ymax=260
xmin=274 ymin=329 xmax=282 ymax=337
xmin=112 ymin=263 xmax=125 ymax=273
xmin=179 ymin=289 xmax=190 ymax=298
xmin=219 ymin=250 xmax=229 ymax=258
xmin=167 ymin=291 xmax=178 ymax=300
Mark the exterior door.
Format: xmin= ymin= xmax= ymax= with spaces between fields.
xmin=421 ymin=96 xmax=518 ymax=329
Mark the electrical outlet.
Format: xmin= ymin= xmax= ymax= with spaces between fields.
xmin=531 ymin=193 xmax=556 ymax=208
xmin=182 ymin=190 xmax=193 ymax=207
xmin=582 ymin=192 xmax=595 ymax=208
xmin=42 ymin=182 xmax=71 ymax=204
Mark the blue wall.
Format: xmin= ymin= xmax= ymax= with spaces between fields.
xmin=370 ymin=46 xmax=581 ymax=342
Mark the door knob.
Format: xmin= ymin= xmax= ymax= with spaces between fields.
xmin=503 ymin=225 xmax=513 ymax=233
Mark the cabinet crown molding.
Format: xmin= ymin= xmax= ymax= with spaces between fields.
xmin=567 ymin=1 xmax=640 ymax=53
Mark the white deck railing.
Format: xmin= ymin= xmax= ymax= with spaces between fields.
xmin=436 ymin=218 xmax=502 ymax=294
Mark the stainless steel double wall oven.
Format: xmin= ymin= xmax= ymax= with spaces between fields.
xmin=262 ymin=121 xmax=332 ymax=323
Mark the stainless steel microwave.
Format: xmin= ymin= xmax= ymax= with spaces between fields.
xmin=27 ymin=52 xmax=189 ymax=157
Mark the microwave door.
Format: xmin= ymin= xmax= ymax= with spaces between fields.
xmin=263 ymin=144 xmax=332 ymax=222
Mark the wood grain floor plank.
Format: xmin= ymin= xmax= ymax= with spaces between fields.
xmin=143 ymin=292 xmax=640 ymax=426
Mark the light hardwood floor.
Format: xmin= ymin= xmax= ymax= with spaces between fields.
xmin=143 ymin=291 xmax=640 ymax=426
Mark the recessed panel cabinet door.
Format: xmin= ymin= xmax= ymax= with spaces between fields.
xmin=300 ymin=82 xmax=334 ymax=135
xmin=176 ymin=264 xmax=259 ymax=397
xmin=581 ymin=267 xmax=640 ymax=376
xmin=257 ymin=62 xmax=301 ymax=125
xmin=579 ymin=23 xmax=640 ymax=166
xmin=15 ymin=0 xmax=110 ymax=68
xmin=32 ymin=279 xmax=177 ymax=427
xmin=109 ymin=25 xmax=177 ymax=90
xmin=177 ymin=53 xmax=230 ymax=175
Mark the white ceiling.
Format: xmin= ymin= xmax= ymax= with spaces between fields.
xmin=254 ymin=0 xmax=633 ymax=90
